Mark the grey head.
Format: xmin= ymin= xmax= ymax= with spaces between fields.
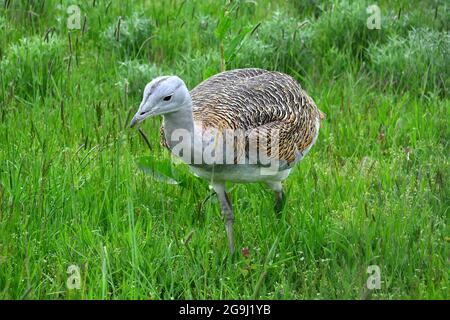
xmin=130 ymin=75 xmax=190 ymax=128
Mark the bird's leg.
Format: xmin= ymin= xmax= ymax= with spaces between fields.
xmin=266 ymin=181 xmax=285 ymax=215
xmin=212 ymin=183 xmax=235 ymax=254
xmin=274 ymin=190 xmax=285 ymax=215
xmin=223 ymin=192 xmax=235 ymax=253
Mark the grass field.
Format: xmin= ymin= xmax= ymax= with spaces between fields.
xmin=0 ymin=0 xmax=448 ymax=299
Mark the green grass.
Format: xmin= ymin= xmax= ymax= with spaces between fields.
xmin=0 ymin=0 xmax=448 ymax=299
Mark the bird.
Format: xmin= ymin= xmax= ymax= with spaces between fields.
xmin=130 ymin=68 xmax=324 ymax=253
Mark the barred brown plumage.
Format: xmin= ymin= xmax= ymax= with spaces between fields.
xmin=132 ymin=68 xmax=324 ymax=253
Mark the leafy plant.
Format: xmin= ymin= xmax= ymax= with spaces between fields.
xmin=0 ymin=34 xmax=65 ymax=99
xmin=137 ymin=156 xmax=180 ymax=185
xmin=308 ymin=0 xmax=393 ymax=60
xmin=214 ymin=1 xmax=257 ymax=71
xmin=116 ymin=60 xmax=162 ymax=97
xmin=368 ymin=28 xmax=450 ymax=96
xmin=176 ymin=50 xmax=221 ymax=87
xmin=103 ymin=13 xmax=154 ymax=58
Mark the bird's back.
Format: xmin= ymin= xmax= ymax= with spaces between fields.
xmin=190 ymin=68 xmax=322 ymax=165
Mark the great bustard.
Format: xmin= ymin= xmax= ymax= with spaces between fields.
xmin=131 ymin=68 xmax=323 ymax=253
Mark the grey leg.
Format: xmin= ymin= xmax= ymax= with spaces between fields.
xmin=274 ymin=190 xmax=285 ymax=214
xmin=266 ymin=181 xmax=285 ymax=215
xmin=212 ymin=183 xmax=235 ymax=253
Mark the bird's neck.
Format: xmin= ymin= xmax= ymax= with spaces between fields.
xmin=162 ymin=99 xmax=196 ymax=151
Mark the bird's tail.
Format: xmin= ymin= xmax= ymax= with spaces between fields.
xmin=319 ymin=110 xmax=326 ymax=121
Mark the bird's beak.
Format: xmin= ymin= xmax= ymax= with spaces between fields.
xmin=130 ymin=100 xmax=154 ymax=128
xmin=130 ymin=116 xmax=139 ymax=128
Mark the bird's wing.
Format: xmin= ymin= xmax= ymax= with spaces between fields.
xmin=191 ymin=69 xmax=321 ymax=166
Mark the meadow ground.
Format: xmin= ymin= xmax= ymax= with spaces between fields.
xmin=0 ymin=0 xmax=448 ymax=299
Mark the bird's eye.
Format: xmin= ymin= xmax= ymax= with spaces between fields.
xmin=163 ymin=95 xmax=172 ymax=101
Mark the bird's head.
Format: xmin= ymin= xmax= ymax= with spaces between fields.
xmin=130 ymin=75 xmax=190 ymax=128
